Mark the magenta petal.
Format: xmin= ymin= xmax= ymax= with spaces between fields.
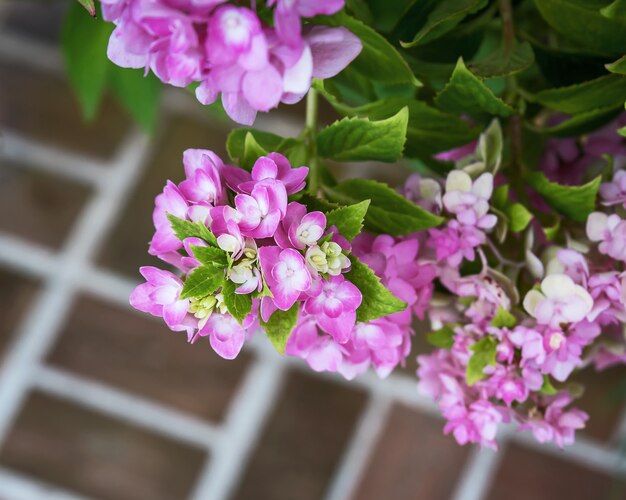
xmin=251 ymin=156 xmax=278 ymax=181
xmin=260 ymin=296 xmax=278 ymax=322
xmin=163 ymin=299 xmax=189 ymax=329
xmin=318 ymin=311 xmax=356 ymax=344
xmin=205 ymin=314 xmax=246 ymax=360
xmin=308 ymin=27 xmax=362 ymax=79
xmin=222 ymin=92 xmax=257 ymax=125
xmin=242 ymin=65 xmax=283 ymax=112
xmin=258 ymin=246 xmax=282 ymax=287
xmin=130 ymin=283 xmax=162 ymax=316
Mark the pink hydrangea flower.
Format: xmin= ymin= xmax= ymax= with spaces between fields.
xmin=130 ymin=266 xmax=192 ymax=333
xmin=600 ymin=170 xmax=626 ymax=208
xmin=268 ymin=0 xmax=344 ymax=46
xmin=259 ymin=246 xmax=312 ymax=311
xmin=149 ymin=181 xmax=188 ymax=258
xmin=587 ymin=212 xmax=626 ymax=262
xmin=274 ymin=202 xmax=326 ymax=250
xmin=198 ymin=311 xmax=254 ymax=359
xmin=443 ymin=170 xmax=497 ymax=230
xmin=304 ymin=274 xmax=362 ymax=343
xmin=523 ymin=274 xmax=593 ymax=326
xmin=234 ymin=181 xmax=287 ymax=238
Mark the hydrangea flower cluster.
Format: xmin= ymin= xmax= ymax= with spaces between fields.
xmin=101 ymin=0 xmax=361 ymax=124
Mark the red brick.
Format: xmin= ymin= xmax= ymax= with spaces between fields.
xmin=487 ymin=443 xmax=625 ymax=500
xmin=47 ymin=294 xmax=252 ymax=422
xmin=233 ymin=371 xmax=366 ymax=500
xmin=0 ymin=61 xmax=131 ymax=160
xmin=0 ymin=161 xmax=91 ymax=249
xmin=0 ymin=268 xmax=39 ymax=362
xmin=352 ymin=404 xmax=470 ymax=500
xmin=97 ymin=114 xmax=233 ymax=277
xmin=0 ymin=392 xmax=206 ymax=500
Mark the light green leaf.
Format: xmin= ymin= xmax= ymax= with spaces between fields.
xmin=241 ymin=132 xmax=269 ymax=170
xmin=534 ymin=0 xmax=626 ymax=57
xmin=317 ymin=107 xmax=408 ymax=162
xmin=506 ymin=203 xmax=533 ymax=232
xmin=324 ymin=179 xmax=444 ymax=235
xmin=325 ymin=200 xmax=370 ymax=241
xmin=477 ymin=119 xmax=503 ymax=173
xmin=491 ymin=184 xmax=509 ymax=208
xmin=62 ymin=3 xmax=113 ymax=119
xmin=539 ymin=375 xmax=558 ymax=395
xmin=346 ymin=255 xmax=407 ymax=322
xmin=77 ymin=0 xmax=96 ymax=16
xmin=315 ymin=12 xmax=420 ymax=86
xmin=167 ymin=214 xmax=218 ymax=246
xmin=528 ymin=75 xmax=626 ymax=114
xmin=601 ymin=0 xmax=626 ymax=19
xmin=435 ymin=58 xmax=515 ymax=117
xmin=491 ymin=307 xmax=517 ymax=329
xmin=226 ymin=128 xmax=299 ymax=165
xmin=402 ymin=0 xmax=488 ymax=48
xmin=262 ymin=303 xmax=299 ymax=354
xmin=466 ymin=336 xmax=497 ymax=385
xmin=180 ymin=266 xmax=224 ymax=300
xmin=222 ymin=280 xmax=252 ymax=324
xmin=528 ymin=172 xmax=601 ymax=222
xmin=426 ymin=325 xmax=455 ymax=349
xmin=468 ymin=40 xmax=535 ymax=79
xmin=606 ymin=55 xmax=626 ymax=75
xmin=109 ymin=66 xmax=160 ymax=133
xmin=191 ymin=246 xmax=228 ymax=268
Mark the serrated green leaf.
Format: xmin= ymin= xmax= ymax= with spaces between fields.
xmin=534 ymin=0 xmax=626 ymax=57
xmin=528 ymin=173 xmax=601 ymax=222
xmin=466 ymin=336 xmax=497 ymax=385
xmin=402 ymin=0 xmax=488 ymax=48
xmin=166 ymin=214 xmax=217 ymax=246
xmin=346 ymin=255 xmax=406 ymax=322
xmin=315 ymin=12 xmax=420 ymax=86
xmin=191 ymin=246 xmax=228 ymax=268
xmin=77 ymin=0 xmax=96 ymax=16
xmin=181 ymin=266 xmax=224 ymax=299
xmin=317 ymin=107 xmax=408 ymax=162
xmin=435 ymin=58 xmax=515 ymax=118
xmin=297 ymin=194 xmax=342 ymax=213
xmin=468 ymin=40 xmax=535 ymax=79
xmin=262 ymin=302 xmax=299 ymax=354
xmin=532 ymin=106 xmax=622 ymax=138
xmin=324 ymin=179 xmax=444 ymax=235
xmin=507 ymin=203 xmax=533 ymax=232
xmin=426 ymin=325 xmax=455 ymax=349
xmin=222 ymin=280 xmax=252 ymax=324
xmin=62 ymin=3 xmax=113 ymax=119
xmin=491 ymin=307 xmax=517 ymax=328
xmin=528 ymin=75 xmax=626 ymax=115
xmin=324 ymin=200 xmax=370 ymax=241
xmin=606 ymin=56 xmax=626 ymax=75
xmin=109 ymin=65 xmax=160 ymax=133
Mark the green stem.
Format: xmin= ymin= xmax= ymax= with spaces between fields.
xmin=305 ymin=87 xmax=319 ymax=195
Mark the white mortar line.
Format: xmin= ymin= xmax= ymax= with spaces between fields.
xmin=0 ymin=131 xmax=151 ymax=443
xmin=324 ymin=394 xmax=392 ymax=500
xmin=0 ymin=31 xmax=62 ymax=74
xmin=35 ymin=366 xmax=218 ymax=449
xmin=1 ymin=132 xmax=109 ymax=187
xmin=0 ymin=467 xmax=91 ymax=500
xmin=189 ymin=356 xmax=287 ymax=500
xmin=451 ymin=444 xmax=504 ymax=500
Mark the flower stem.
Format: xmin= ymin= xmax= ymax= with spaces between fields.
xmin=305 ymin=87 xmax=319 ymax=195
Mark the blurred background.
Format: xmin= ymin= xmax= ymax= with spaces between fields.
xmin=2 ymin=1 xmax=626 ymax=499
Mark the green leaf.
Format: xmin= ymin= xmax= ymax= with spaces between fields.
xmin=491 ymin=184 xmax=509 ymax=208
xmin=435 ymin=58 xmax=515 ymax=118
xmin=297 ymin=194 xmax=341 ymax=213
xmin=324 ymin=179 xmax=444 ymax=235
xmin=222 ymin=280 xmax=253 ymax=324
xmin=534 ymin=0 xmax=626 ymax=57
xmin=600 ymin=0 xmax=626 ymax=19
xmin=325 ymin=200 xmax=370 ymax=241
xmin=262 ymin=303 xmax=299 ymax=354
xmin=466 ymin=336 xmax=497 ymax=385
xmin=539 ymin=375 xmax=558 ymax=395
xmin=528 ymin=172 xmax=601 ymax=222
xmin=62 ymin=3 xmax=113 ymax=119
xmin=527 ymin=75 xmax=626 ymax=115
xmin=468 ymin=40 xmax=535 ymax=79
xmin=402 ymin=0 xmax=488 ymax=48
xmin=427 ymin=325 xmax=455 ymax=349
xmin=316 ymin=12 xmax=420 ymax=86
xmin=477 ymin=119 xmax=503 ymax=173
xmin=166 ymin=214 xmax=217 ymax=246
xmin=109 ymin=66 xmax=160 ymax=133
xmin=606 ymin=56 xmax=626 ymax=75
xmin=77 ymin=0 xmax=96 ymax=16
xmin=490 ymin=307 xmax=517 ymax=329
xmin=226 ymin=128 xmax=299 ymax=165
xmin=506 ymin=203 xmax=533 ymax=232
xmin=346 ymin=255 xmax=407 ymax=322
xmin=317 ymin=107 xmax=408 ymax=162
xmin=241 ymin=132 xmax=269 ymax=170
xmin=180 ymin=266 xmax=224 ymax=300
xmin=191 ymin=246 xmax=228 ymax=268
xmin=532 ymin=106 xmax=622 ymax=138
